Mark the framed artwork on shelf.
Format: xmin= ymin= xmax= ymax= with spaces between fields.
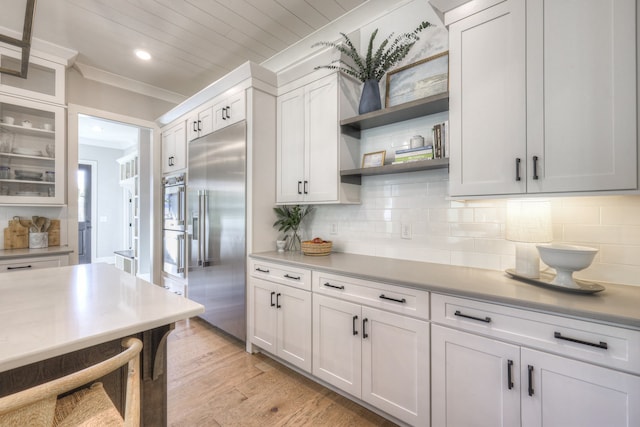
xmin=385 ymin=51 xmax=449 ymax=108
xmin=362 ymin=150 xmax=386 ymax=168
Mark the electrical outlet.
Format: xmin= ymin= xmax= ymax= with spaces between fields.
xmin=401 ymin=223 xmax=412 ymax=239
xmin=330 ymin=223 xmax=338 ymax=234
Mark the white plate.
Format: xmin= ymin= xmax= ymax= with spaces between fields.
xmin=12 ymin=147 xmax=42 ymax=156
xmin=14 ymin=170 xmax=43 ymax=180
xmin=15 ymin=191 xmax=42 ymax=196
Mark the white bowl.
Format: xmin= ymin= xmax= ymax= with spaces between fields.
xmin=536 ymin=244 xmax=598 ymax=288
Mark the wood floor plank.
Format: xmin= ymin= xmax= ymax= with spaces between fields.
xmin=167 ymin=318 xmax=398 ymax=426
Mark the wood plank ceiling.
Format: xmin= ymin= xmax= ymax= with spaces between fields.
xmin=0 ymin=0 xmax=367 ymax=97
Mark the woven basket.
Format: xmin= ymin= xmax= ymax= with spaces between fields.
xmin=301 ymin=240 xmax=332 ymax=256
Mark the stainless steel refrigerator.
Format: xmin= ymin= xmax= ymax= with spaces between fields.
xmin=187 ymin=121 xmax=246 ymax=341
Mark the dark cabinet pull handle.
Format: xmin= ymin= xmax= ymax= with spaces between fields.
xmin=352 ymin=315 xmax=358 ymax=335
xmin=507 ymin=360 xmax=514 ymax=390
xmin=324 ymin=282 xmax=344 ymax=290
xmin=532 ymin=155 xmax=539 ymax=180
xmin=297 ymin=181 xmax=302 ymax=194
xmin=554 ymin=332 xmax=608 ymax=349
xmin=255 ymin=267 xmax=269 ymax=273
xmin=528 ymin=365 xmax=534 ymax=396
xmin=193 ymin=121 xmax=198 ymax=133
xmin=379 ymin=294 xmax=406 ymax=304
xmin=362 ymin=318 xmax=369 ymax=339
xmin=270 ymin=291 xmax=275 ymax=307
xmin=284 ymin=274 xmax=300 ymax=280
xmin=225 ymin=106 xmax=231 ymax=119
xmin=515 ymin=158 xmax=522 ymax=181
xmin=221 ymin=108 xmax=226 ymax=121
xmin=454 ymin=310 xmax=491 ymax=323
xmin=7 ymin=265 xmax=32 ymax=270
xmin=303 ymin=180 xmax=308 ymax=194
xmin=197 ymin=119 xmax=202 ymax=132
xmin=276 ymin=293 xmax=281 ymax=308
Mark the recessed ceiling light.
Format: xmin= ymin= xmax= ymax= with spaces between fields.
xmin=135 ymin=49 xmax=151 ymax=61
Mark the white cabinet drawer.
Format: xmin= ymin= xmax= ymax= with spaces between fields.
xmin=249 ymin=259 xmax=311 ymax=291
xmin=312 ymin=271 xmax=429 ymax=320
xmin=431 ymin=293 xmax=640 ymax=374
xmin=0 ymin=255 xmax=68 ymax=272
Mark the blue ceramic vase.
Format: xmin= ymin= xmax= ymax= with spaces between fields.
xmin=359 ymin=79 xmax=382 ymax=114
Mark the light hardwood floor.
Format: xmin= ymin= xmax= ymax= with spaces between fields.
xmin=167 ymin=317 xmax=398 ymax=427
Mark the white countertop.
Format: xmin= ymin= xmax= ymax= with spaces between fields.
xmin=0 ymin=263 xmax=204 ymax=373
xmin=0 ymin=246 xmax=74 ymax=260
xmin=251 ymin=251 xmax=640 ymax=329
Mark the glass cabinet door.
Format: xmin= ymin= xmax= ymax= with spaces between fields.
xmin=0 ymin=94 xmax=65 ymax=204
xmin=0 ymin=48 xmax=66 ymax=105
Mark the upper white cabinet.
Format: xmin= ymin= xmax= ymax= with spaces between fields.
xmin=161 ymin=121 xmax=186 ymax=174
xmin=186 ymin=104 xmax=213 ymax=142
xmin=187 ymin=91 xmax=246 ymax=142
xmin=448 ymin=0 xmax=637 ymax=197
xmin=0 ymin=95 xmax=65 ymax=204
xmin=276 ymin=72 xmax=360 ymax=204
xmin=0 ymin=49 xmax=66 ymax=105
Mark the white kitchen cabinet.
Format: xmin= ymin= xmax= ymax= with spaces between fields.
xmin=276 ymin=72 xmax=360 ymax=204
xmin=0 ymin=48 xmax=66 ymax=105
xmin=0 ymin=94 xmax=65 ymax=204
xmin=0 ymin=254 xmax=69 ymax=272
xmin=212 ymin=91 xmax=245 ymax=130
xmin=313 ymin=292 xmax=430 ymax=426
xmin=248 ymin=260 xmax=312 ymax=372
xmin=161 ymin=120 xmax=186 ymax=174
xmin=448 ymin=0 xmax=637 ymax=197
xmin=431 ymin=293 xmax=640 ymax=426
xmin=186 ymin=105 xmax=213 ymax=142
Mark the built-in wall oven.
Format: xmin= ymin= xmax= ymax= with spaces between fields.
xmin=162 ymin=173 xmax=186 ymax=280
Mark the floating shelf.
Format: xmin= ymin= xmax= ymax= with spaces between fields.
xmin=341 ymin=92 xmax=449 ymax=131
xmin=341 ymin=158 xmax=449 ymax=184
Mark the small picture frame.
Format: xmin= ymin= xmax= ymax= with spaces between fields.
xmin=362 ymin=150 xmax=386 ymax=168
xmin=385 ymin=51 xmax=449 ymax=108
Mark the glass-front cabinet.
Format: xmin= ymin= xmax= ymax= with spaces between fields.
xmin=0 ymin=48 xmax=66 ymax=105
xmin=0 ymin=94 xmax=65 ymax=204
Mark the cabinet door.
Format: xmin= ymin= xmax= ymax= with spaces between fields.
xmin=198 ymin=106 xmax=214 ymax=137
xmin=448 ymin=0 xmax=527 ymax=197
xmin=213 ymin=92 xmax=245 ymax=131
xmin=432 ymin=325 xmax=521 ymax=427
xmin=304 ymin=74 xmax=339 ymax=202
xmin=186 ymin=114 xmax=199 ymax=142
xmin=162 ymin=122 xmax=186 ymax=173
xmin=522 ymin=348 xmax=640 ymax=427
xmin=526 ymin=0 xmax=637 ymax=193
xmin=249 ymin=277 xmax=277 ymax=354
xmin=276 ymin=87 xmax=305 ymax=203
xmin=276 ymin=285 xmax=312 ymax=372
xmin=0 ymin=49 xmax=66 ymax=105
xmin=312 ymin=294 xmax=362 ymax=397
xmin=362 ymin=306 xmax=430 ymax=427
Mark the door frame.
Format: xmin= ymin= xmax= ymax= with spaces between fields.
xmin=68 ymin=104 xmax=161 ymax=282
xmin=78 ymin=160 xmax=98 ymax=263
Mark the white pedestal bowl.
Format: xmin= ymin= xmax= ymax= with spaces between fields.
xmin=536 ymin=244 xmax=598 ymax=288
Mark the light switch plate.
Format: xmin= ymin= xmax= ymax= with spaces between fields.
xmin=401 ymin=223 xmax=412 ymax=239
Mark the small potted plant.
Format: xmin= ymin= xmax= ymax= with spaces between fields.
xmin=312 ymin=21 xmax=432 ymax=114
xmin=273 ymin=205 xmax=313 ymax=252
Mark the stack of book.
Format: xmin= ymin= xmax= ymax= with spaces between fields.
xmin=432 ymin=121 xmax=449 ymax=159
xmin=392 ymin=146 xmax=434 ymax=164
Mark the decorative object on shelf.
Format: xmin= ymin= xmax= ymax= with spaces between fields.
xmin=362 ymin=150 xmax=386 ymax=168
xmin=432 ymin=121 xmax=449 ymax=158
xmin=273 ymin=205 xmax=313 ymax=252
xmin=0 ymin=128 xmax=14 ymax=152
xmin=505 ymin=199 xmax=552 ymax=279
xmin=312 ymin=21 xmax=432 ymax=115
xmin=536 ymin=244 xmax=598 ymax=289
xmin=21 ymin=120 xmax=32 ymax=128
xmin=276 ymin=239 xmax=286 ymax=253
xmin=410 ymin=135 xmax=425 ymax=148
xmin=2 ymin=116 xmax=15 ymax=125
xmin=385 ymin=51 xmax=449 ymax=108
xmin=301 ymin=237 xmax=332 ymax=256
xmin=0 ymin=0 xmax=36 ymax=78
xmin=392 ymin=146 xmax=433 ymax=164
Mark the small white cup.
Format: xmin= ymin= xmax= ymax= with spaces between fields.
xmin=276 ymin=240 xmax=286 ymax=253
xmin=22 ymin=120 xmax=32 ymax=128
xmin=43 ymin=123 xmax=53 ymax=131
xmin=2 ymin=116 xmax=14 ymax=125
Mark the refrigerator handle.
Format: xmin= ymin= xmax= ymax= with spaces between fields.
xmin=177 ymin=233 xmax=185 ymax=274
xmin=197 ymin=192 xmax=204 ymax=266
xmin=178 ymin=186 xmax=186 ymax=225
xmin=202 ymin=192 xmax=210 ymax=266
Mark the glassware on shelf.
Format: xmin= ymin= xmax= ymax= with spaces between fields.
xmin=45 ymin=171 xmax=55 ymax=182
xmin=0 ymin=166 xmax=9 ymax=179
xmin=0 ymin=128 xmax=14 ymax=153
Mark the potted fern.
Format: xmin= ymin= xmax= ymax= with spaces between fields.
xmin=313 ymin=21 xmax=432 ymax=114
xmin=273 ymin=205 xmax=313 ymax=252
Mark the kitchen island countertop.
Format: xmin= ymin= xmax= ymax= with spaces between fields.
xmin=0 ymin=263 xmax=203 ymax=373
xmin=250 ymin=251 xmax=640 ymax=329
xmin=0 ymin=245 xmax=74 ymax=260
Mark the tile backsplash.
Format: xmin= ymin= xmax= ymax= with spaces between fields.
xmin=307 ymin=118 xmax=640 ymax=288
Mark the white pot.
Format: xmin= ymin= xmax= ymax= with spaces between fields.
xmin=29 ymin=232 xmax=48 ymax=249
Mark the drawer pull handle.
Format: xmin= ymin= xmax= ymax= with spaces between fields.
xmin=284 ymin=274 xmax=300 ymax=280
xmin=362 ymin=318 xmax=369 ymax=339
xmin=554 ymin=332 xmax=608 ymax=349
xmin=270 ymin=291 xmax=276 ymax=307
xmin=7 ymin=265 xmax=32 ymax=270
xmin=507 ymin=360 xmax=514 ymax=390
xmin=379 ymin=294 xmax=406 ymax=304
xmin=255 ymin=267 xmax=269 ymax=273
xmin=352 ymin=315 xmax=358 ymax=335
xmin=324 ymin=282 xmax=345 ymax=290
xmin=528 ymin=365 xmax=534 ymax=396
xmin=454 ymin=310 xmax=491 ymax=323
xmin=276 ymin=293 xmax=281 ymax=308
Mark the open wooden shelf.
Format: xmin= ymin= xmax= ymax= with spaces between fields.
xmin=341 ymin=158 xmax=449 ymax=184
xmin=340 ymin=92 xmax=449 ymax=131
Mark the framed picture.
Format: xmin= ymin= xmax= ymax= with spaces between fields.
xmin=362 ymin=150 xmax=386 ymax=168
xmin=385 ymin=51 xmax=449 ymax=108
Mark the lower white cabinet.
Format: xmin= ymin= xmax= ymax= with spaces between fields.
xmin=313 ymin=293 xmax=430 ymax=426
xmin=0 ymin=254 xmax=69 ymax=272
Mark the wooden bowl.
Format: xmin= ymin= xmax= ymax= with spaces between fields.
xmin=301 ymin=240 xmax=332 ymax=256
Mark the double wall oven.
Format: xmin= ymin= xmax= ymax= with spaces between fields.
xmin=162 ymin=173 xmax=186 ymax=281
